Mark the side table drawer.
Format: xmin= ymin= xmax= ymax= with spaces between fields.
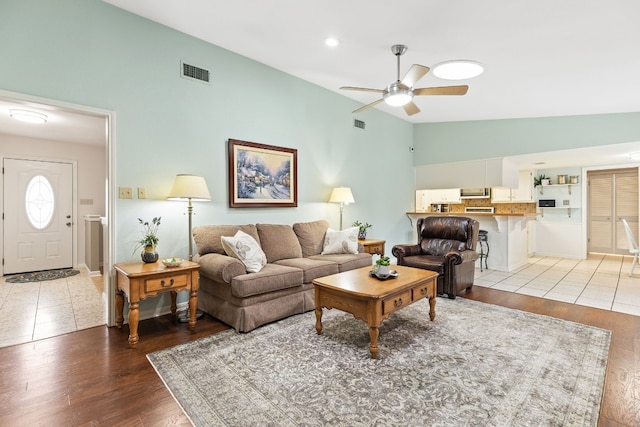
xmin=145 ymin=273 xmax=188 ymax=293
xmin=366 ymin=244 xmax=384 ymax=255
xmin=382 ymin=290 xmax=411 ymax=315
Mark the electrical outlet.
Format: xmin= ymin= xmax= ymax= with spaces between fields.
xmin=119 ymin=187 xmax=133 ymax=199
xmin=138 ymin=188 xmax=146 ymax=199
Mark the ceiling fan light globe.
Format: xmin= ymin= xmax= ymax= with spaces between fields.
xmin=384 ymin=83 xmax=413 ymax=106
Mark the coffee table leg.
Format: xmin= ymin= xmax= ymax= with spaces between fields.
xmin=429 ymin=296 xmax=436 ymax=321
xmin=369 ymin=326 xmax=379 ymax=359
xmin=315 ymin=307 xmax=323 ymax=334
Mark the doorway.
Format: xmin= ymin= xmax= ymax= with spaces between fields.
xmin=3 ymin=158 xmax=74 ymax=274
xmin=0 ymin=90 xmax=115 ymax=336
xmin=587 ymin=168 xmax=639 ymax=255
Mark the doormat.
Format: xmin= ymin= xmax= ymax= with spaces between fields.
xmin=5 ymin=269 xmax=80 ymax=283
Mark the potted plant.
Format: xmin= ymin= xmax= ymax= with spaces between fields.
xmin=352 ymin=220 xmax=372 ymax=240
xmin=533 ymin=173 xmax=551 ymax=187
xmin=134 ymin=217 xmax=161 ymax=263
xmin=375 ymin=256 xmax=391 ymax=276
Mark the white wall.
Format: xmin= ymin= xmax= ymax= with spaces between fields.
xmin=0 ymin=133 xmax=106 ymax=267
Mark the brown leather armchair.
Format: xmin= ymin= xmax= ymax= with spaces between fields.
xmin=392 ymin=216 xmax=480 ymax=299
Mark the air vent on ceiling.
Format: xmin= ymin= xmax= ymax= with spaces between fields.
xmin=180 ymin=61 xmax=211 ymax=84
xmin=354 ymin=119 xmax=366 ymax=130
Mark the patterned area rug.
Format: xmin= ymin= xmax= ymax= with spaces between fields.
xmin=5 ymin=269 xmax=80 ymax=283
xmin=148 ymin=298 xmax=610 ymax=427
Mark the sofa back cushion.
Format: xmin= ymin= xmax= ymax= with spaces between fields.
xmin=193 ymin=224 xmax=260 ymax=256
xmin=257 ymin=223 xmax=303 ymax=263
xmin=293 ymin=219 xmax=329 ymax=257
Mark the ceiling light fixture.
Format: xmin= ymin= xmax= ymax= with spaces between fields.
xmin=432 ymin=60 xmax=484 ymax=80
xmin=629 ymin=152 xmax=640 ymax=161
xmin=10 ymin=109 xmax=48 ymax=124
xmin=384 ymin=82 xmax=413 ymax=107
xmin=324 ymin=37 xmax=340 ymax=47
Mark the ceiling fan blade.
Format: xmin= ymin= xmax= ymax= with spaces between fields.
xmin=353 ymin=98 xmax=384 ymax=114
xmin=403 ymin=101 xmax=420 ymax=116
xmin=340 ymin=86 xmax=385 ymax=93
xmin=414 ymin=85 xmax=469 ymax=96
xmin=401 ymin=64 xmax=430 ymax=87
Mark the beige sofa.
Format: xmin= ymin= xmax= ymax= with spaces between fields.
xmin=192 ymin=220 xmax=372 ymax=332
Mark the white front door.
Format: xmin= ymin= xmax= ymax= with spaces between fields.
xmin=3 ymin=158 xmax=74 ymax=274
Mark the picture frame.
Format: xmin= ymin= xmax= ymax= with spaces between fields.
xmin=228 ymin=139 xmax=298 ymax=208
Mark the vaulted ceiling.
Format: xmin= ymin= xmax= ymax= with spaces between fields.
xmin=103 ymin=0 xmax=640 ymax=124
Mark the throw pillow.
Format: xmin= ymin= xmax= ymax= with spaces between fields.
xmin=221 ymin=230 xmax=267 ymax=273
xmin=321 ymin=227 xmax=359 ymax=255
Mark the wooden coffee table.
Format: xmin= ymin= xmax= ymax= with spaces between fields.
xmin=313 ymin=265 xmax=438 ymax=359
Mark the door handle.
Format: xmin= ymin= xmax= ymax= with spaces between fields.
xmin=66 ymin=222 xmax=72 ymax=227
xmin=66 ymin=215 xmax=71 ymax=219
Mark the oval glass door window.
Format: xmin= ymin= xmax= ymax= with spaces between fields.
xmin=25 ymin=175 xmax=55 ymax=229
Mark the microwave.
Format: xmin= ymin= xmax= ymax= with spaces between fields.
xmin=460 ymin=188 xmax=490 ymax=199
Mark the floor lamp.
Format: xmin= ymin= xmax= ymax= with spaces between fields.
xmin=168 ymin=174 xmax=211 ymax=322
xmin=329 ymin=187 xmax=355 ymax=230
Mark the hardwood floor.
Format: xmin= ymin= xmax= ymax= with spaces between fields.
xmin=0 ymin=287 xmax=638 ymax=426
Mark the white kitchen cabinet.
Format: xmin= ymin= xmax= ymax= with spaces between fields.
xmin=491 ymin=170 xmax=534 ymax=203
xmin=415 ymin=188 xmax=461 ymax=209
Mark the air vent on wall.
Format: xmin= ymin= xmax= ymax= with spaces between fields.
xmin=354 ymin=119 xmax=366 ymax=129
xmin=181 ymin=61 xmax=211 ymax=84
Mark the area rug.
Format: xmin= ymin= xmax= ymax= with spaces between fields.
xmin=5 ymin=268 xmax=80 ymax=283
xmin=147 ymin=298 xmax=610 ymax=427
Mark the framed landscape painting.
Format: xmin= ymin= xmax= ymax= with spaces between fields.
xmin=228 ymin=139 xmax=298 ymax=208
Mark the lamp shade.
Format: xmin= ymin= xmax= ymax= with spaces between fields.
xmin=168 ymin=174 xmax=211 ymax=200
xmin=328 ymin=187 xmax=355 ymax=204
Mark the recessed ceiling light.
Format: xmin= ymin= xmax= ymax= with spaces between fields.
xmin=9 ymin=109 xmax=48 ymax=124
xmin=324 ymin=37 xmax=340 ymax=47
xmin=432 ymin=60 xmax=484 ymax=80
xmin=629 ymin=152 xmax=640 ymax=161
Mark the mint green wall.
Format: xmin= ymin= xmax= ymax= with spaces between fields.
xmin=413 ymin=113 xmax=640 ymax=165
xmin=0 ymin=0 xmax=416 ymax=267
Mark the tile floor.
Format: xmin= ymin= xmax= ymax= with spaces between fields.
xmin=0 ymin=269 xmax=105 ymax=348
xmin=475 ymin=253 xmax=640 ymax=316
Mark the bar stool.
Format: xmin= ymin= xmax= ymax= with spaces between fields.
xmin=477 ymin=229 xmax=489 ymax=271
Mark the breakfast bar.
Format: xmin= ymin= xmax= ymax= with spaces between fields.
xmin=406 ymin=211 xmax=537 ymax=272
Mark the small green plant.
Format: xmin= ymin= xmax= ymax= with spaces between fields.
xmin=352 ymin=220 xmax=372 ymax=234
xmin=533 ymin=174 xmax=550 ymax=187
xmin=133 ymin=216 xmax=161 ymax=254
xmin=376 ymin=256 xmax=391 ymax=266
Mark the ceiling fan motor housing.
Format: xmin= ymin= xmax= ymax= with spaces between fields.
xmin=384 ymin=82 xmax=413 ymax=106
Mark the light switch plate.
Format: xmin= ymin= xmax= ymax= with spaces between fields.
xmin=138 ymin=188 xmax=146 ymax=199
xmin=119 ymin=187 xmax=133 ymax=199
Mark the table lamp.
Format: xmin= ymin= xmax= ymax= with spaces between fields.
xmin=329 ymin=186 xmax=355 ymax=230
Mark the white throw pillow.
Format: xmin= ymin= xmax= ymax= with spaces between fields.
xmin=221 ymin=230 xmax=267 ymax=273
xmin=321 ymin=227 xmax=359 ymax=255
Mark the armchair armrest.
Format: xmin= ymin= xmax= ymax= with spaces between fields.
xmin=194 ymin=253 xmax=246 ymax=284
xmin=392 ymin=244 xmax=422 ymax=264
xmin=445 ymin=248 xmax=479 ymax=266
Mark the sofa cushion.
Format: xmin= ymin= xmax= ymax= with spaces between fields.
xmin=221 ymin=230 xmax=267 ymax=273
xmin=275 ymin=258 xmax=338 ymax=283
xmin=193 ymin=224 xmax=260 ymax=255
xmin=321 ymin=227 xmax=359 ymax=255
xmin=230 ymin=263 xmax=303 ymax=298
xmin=257 ymin=223 xmax=303 ymax=263
xmin=309 ymin=253 xmax=372 ymax=272
xmin=293 ymin=219 xmax=329 ymax=257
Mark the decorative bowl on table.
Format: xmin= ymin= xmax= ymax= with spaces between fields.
xmin=162 ymin=257 xmax=184 ymax=268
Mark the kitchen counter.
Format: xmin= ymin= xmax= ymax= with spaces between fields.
xmin=406 ymin=212 xmax=537 ymax=217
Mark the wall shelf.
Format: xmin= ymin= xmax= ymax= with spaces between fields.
xmin=537 ymin=184 xmax=574 ymax=195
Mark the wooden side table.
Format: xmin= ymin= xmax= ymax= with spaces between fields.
xmin=358 ymin=238 xmax=386 ymax=256
xmin=114 ymin=260 xmax=200 ymax=347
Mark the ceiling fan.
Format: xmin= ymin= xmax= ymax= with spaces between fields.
xmin=340 ymin=44 xmax=469 ymax=116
